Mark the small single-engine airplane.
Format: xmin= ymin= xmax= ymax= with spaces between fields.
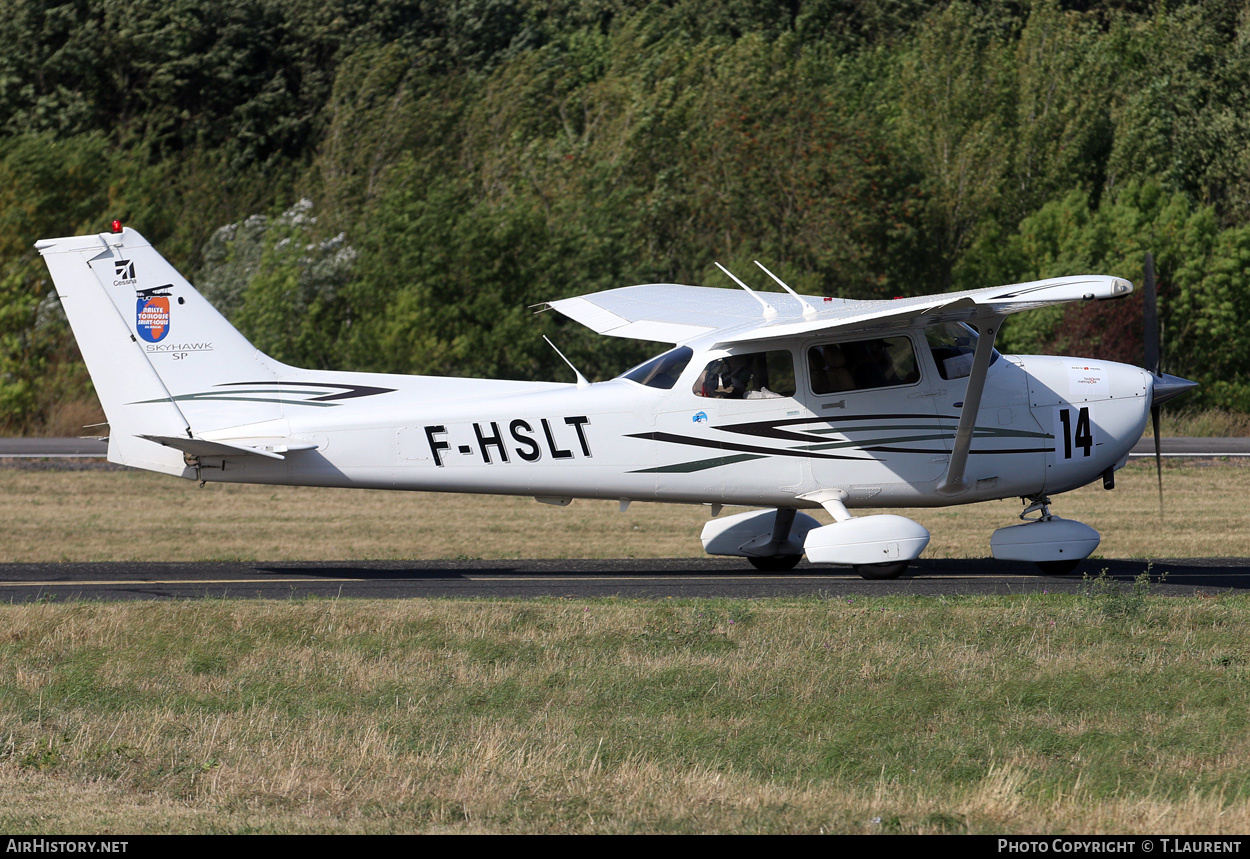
xmin=38 ymin=223 xmax=1196 ymax=578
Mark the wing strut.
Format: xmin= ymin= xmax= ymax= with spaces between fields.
xmin=936 ymin=317 xmax=1000 ymax=496
xmin=754 ymin=261 xmax=817 ymax=317
xmin=714 ymin=262 xmax=777 ymax=317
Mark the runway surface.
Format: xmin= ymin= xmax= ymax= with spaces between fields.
xmin=1 ymin=557 xmax=1246 ymax=602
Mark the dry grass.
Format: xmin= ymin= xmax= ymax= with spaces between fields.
xmin=33 ymin=399 xmax=107 ymax=438
xmin=3 ymin=597 xmax=1250 ymax=833
xmin=3 ymin=456 xmax=1249 ymax=834
xmin=1144 ymin=408 xmax=1250 ymax=437
xmin=1 ymin=460 xmax=1247 ymax=562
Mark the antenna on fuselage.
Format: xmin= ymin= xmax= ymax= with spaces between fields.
xmin=543 ymin=336 xmax=589 ymax=388
xmin=714 ymin=262 xmax=776 ymax=317
xmin=754 ymin=260 xmax=817 ymax=317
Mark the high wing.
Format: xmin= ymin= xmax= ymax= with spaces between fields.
xmin=547 ymin=274 xmax=1133 ymax=346
xmin=545 ymin=284 xmax=857 ymax=344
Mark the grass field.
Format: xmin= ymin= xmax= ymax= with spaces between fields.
xmin=1 ymin=459 xmax=1248 ymax=563
xmin=2 ymin=461 xmax=1250 ymax=833
xmin=3 ymin=593 xmax=1250 ymax=834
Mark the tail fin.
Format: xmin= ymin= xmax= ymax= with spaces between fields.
xmin=38 ymin=227 xmax=290 ymax=473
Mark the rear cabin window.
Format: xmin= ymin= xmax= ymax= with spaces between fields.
xmin=807 ymin=336 xmax=919 ymax=394
xmin=621 ymin=346 xmax=693 ymax=389
xmin=694 ymin=350 xmax=796 ymax=399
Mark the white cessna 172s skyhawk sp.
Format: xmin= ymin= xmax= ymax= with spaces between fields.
xmin=38 ymin=224 xmax=1197 ymax=578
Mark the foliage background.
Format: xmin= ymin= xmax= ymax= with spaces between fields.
xmin=3 ymin=0 xmax=1249 ymax=431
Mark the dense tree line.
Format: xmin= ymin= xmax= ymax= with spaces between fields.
xmin=2 ymin=0 xmax=1249 ymax=431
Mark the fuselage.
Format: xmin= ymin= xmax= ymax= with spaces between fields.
xmin=191 ymin=325 xmax=1152 ymax=512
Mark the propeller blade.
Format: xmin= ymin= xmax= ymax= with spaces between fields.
xmin=1152 ymin=404 xmax=1163 ymax=520
xmin=1144 ymin=251 xmax=1163 ymax=519
xmin=1143 ymin=252 xmax=1159 ymax=376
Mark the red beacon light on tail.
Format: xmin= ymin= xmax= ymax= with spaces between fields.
xmin=110 ymin=219 xmax=123 ymax=233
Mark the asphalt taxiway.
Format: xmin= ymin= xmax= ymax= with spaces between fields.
xmin=0 ymin=557 xmax=1246 ymax=602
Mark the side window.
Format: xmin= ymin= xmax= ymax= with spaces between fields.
xmin=621 ymin=346 xmax=693 ymax=389
xmin=693 ymin=350 xmax=796 ymax=399
xmin=808 ymin=336 xmax=919 ymax=394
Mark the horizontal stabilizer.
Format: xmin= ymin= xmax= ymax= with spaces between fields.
xmin=138 ymin=435 xmax=319 ymax=461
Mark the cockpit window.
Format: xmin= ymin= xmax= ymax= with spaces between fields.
xmin=808 ymin=336 xmax=919 ymax=394
xmin=925 ymin=322 xmax=999 ymax=380
xmin=693 ymin=350 xmax=796 ymax=399
xmin=620 ymin=346 xmax=693 ymax=389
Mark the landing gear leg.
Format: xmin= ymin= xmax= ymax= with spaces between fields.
xmin=747 ymin=507 xmax=803 ymax=571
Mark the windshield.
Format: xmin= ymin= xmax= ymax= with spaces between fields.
xmin=925 ymin=322 xmax=999 ymax=380
xmin=619 ymin=346 xmax=693 ymax=390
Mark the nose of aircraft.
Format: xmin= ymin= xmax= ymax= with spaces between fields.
xmin=1150 ymin=372 xmax=1199 ymax=408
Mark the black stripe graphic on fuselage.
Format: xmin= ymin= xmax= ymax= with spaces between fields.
xmin=862 ymin=445 xmax=1053 ymax=455
xmin=218 ymin=381 xmax=396 ymax=401
xmin=715 ymin=413 xmax=961 ymax=442
xmin=627 ymin=432 xmax=867 ymax=460
xmin=642 ymin=413 xmax=1056 ymax=460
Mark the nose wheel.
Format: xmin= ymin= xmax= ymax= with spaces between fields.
xmin=991 ymin=496 xmax=1100 ymax=575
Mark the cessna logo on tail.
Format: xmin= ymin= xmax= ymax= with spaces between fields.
xmin=113 ymin=259 xmax=136 ymax=285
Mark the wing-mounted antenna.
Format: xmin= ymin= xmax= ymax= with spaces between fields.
xmin=543 ymin=336 xmax=589 ymax=388
xmin=754 ymin=261 xmax=817 ymax=317
xmin=714 ymin=262 xmax=777 ymax=317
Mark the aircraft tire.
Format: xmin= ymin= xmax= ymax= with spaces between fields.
xmin=1035 ymin=560 xmax=1080 ymax=575
xmin=854 ymin=561 xmax=909 ymax=580
xmin=748 ymin=554 xmax=803 ymax=572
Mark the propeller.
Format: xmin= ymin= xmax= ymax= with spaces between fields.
xmin=1144 ymin=252 xmax=1163 ymax=512
xmin=1142 ymin=251 xmax=1198 ymax=517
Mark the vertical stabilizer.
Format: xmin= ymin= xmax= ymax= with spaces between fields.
xmin=37 ymin=227 xmax=290 ymax=473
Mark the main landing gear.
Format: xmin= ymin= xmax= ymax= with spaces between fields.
xmin=703 ymin=507 xmax=816 ymax=573
xmin=701 ymin=492 xmax=932 ymax=580
xmin=853 ymin=561 xmax=912 ymax=580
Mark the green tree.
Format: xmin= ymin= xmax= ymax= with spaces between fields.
xmin=996 ymin=181 xmax=1247 ymax=409
xmin=0 ymin=133 xmax=112 ymax=430
xmin=893 ymin=1 xmax=1015 ymax=289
